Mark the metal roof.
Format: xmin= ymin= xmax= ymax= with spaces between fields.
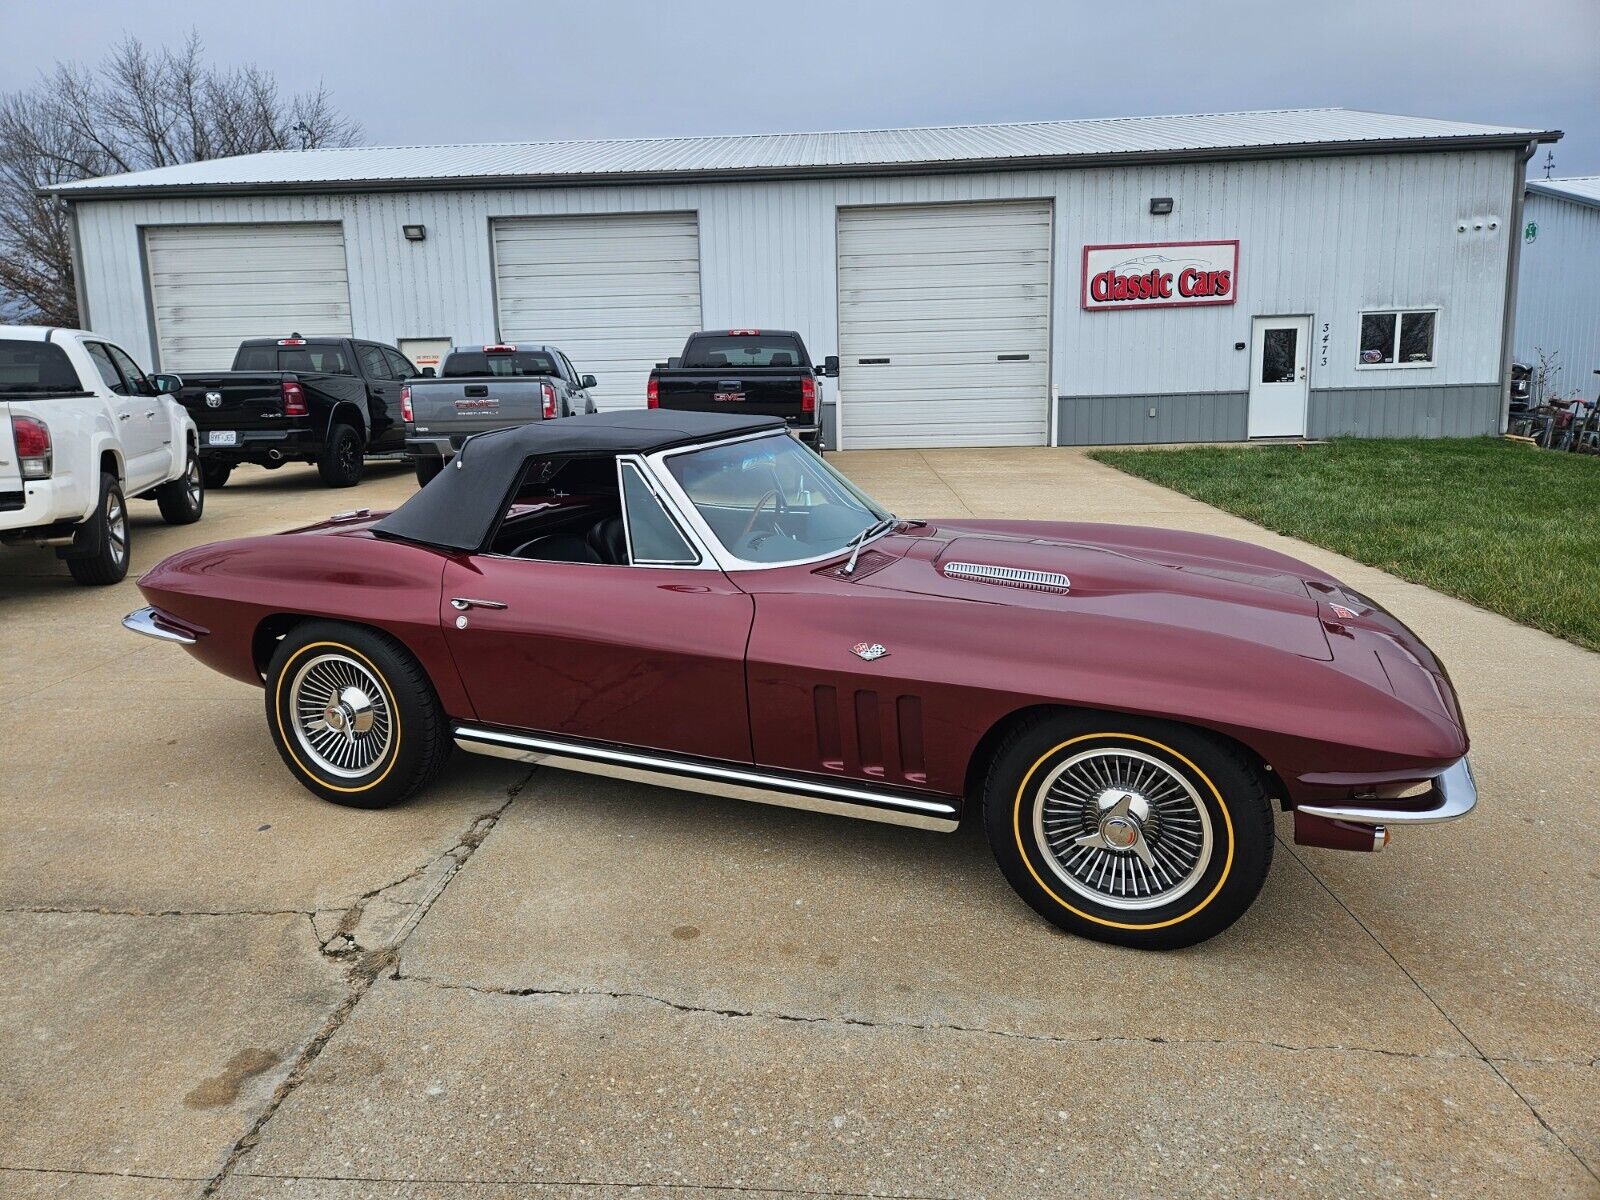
xmin=1526 ymin=175 xmax=1600 ymax=210
xmin=50 ymin=108 xmax=1559 ymax=199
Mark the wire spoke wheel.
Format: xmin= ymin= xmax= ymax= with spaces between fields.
xmin=287 ymin=652 xmax=394 ymax=779
xmin=1032 ymin=747 xmax=1214 ymax=911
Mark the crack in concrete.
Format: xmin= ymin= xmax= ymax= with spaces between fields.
xmin=387 ymin=968 xmax=1534 ymax=1067
xmin=197 ymin=767 xmax=535 ymax=1198
xmin=0 ymin=905 xmax=322 ymax=919
xmin=0 ymin=1162 xmax=205 ymax=1181
xmin=1278 ymin=837 xmax=1600 ymax=1186
xmin=238 ymin=1168 xmax=953 ymax=1198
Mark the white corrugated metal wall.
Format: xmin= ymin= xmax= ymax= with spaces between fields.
xmin=73 ymin=147 xmax=1519 ymax=444
xmin=1515 ymin=192 xmax=1600 ymax=399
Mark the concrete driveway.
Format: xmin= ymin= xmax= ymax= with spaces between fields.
xmin=1 ymin=449 xmax=1595 ymax=1199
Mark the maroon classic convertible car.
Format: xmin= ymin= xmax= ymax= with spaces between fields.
xmin=125 ymin=411 xmax=1474 ymax=949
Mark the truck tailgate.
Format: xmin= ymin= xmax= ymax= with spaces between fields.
xmin=176 ymin=373 xmax=294 ymax=432
xmin=0 ymin=403 xmax=18 ymax=493
xmin=409 ymin=379 xmax=549 ymax=436
xmin=655 ymin=370 xmax=808 ymax=419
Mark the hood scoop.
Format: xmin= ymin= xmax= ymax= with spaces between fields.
xmin=942 ymin=560 xmax=1070 ymax=593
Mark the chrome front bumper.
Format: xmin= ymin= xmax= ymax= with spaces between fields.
xmin=1298 ymin=756 xmax=1477 ymax=826
xmin=122 ymin=606 xmax=197 ymax=645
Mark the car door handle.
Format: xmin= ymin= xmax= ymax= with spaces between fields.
xmin=450 ymin=597 xmax=507 ymax=611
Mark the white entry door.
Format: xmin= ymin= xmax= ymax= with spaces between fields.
xmin=1247 ymin=316 xmax=1310 ymax=438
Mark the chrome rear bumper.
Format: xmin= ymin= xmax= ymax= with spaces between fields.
xmin=1297 ymin=756 xmax=1476 ymax=826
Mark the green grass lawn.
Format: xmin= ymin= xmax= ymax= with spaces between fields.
xmin=1091 ymin=438 xmax=1600 ymax=652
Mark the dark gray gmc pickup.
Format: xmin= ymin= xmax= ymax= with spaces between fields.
xmin=403 ymin=344 xmax=596 ymax=485
xmin=647 ymin=330 xmax=836 ymax=451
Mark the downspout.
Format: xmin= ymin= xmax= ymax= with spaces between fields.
xmin=1497 ymin=140 xmax=1539 ymax=433
xmin=65 ymin=199 xmax=91 ymax=330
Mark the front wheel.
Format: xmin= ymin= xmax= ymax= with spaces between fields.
xmin=983 ymin=712 xmax=1272 ymax=950
xmin=155 ymin=451 xmax=205 ymax=524
xmin=264 ymin=621 xmax=452 ymax=808
xmin=317 ymin=423 xmax=364 ymax=488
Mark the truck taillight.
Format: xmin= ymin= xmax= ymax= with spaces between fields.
xmin=401 ymin=385 xmax=413 ymax=423
xmin=800 ymin=375 xmax=816 ymax=414
xmin=13 ymin=415 xmax=51 ymax=479
xmin=281 ymin=378 xmax=308 ymax=417
xmin=484 ymin=344 xmax=515 ymax=354
xmin=541 ymin=382 xmax=558 ymax=420
xmin=647 ymin=377 xmax=659 ymax=409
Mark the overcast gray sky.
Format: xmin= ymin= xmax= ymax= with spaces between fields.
xmin=4 ymin=0 xmax=1597 ymax=175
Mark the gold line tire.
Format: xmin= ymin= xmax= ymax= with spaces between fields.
xmin=982 ymin=711 xmax=1273 ymax=950
xmin=265 ymin=621 xmax=451 ymax=809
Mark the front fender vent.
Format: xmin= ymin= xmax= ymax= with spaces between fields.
xmin=942 ymin=561 xmax=1070 ymax=592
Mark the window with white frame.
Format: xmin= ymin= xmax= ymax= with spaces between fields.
xmin=1358 ymin=309 xmax=1437 ymax=368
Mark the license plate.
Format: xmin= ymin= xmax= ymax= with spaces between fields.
xmin=208 ymin=430 xmax=238 ymax=447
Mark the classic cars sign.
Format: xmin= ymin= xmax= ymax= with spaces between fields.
xmin=1081 ymin=240 xmax=1240 ymax=311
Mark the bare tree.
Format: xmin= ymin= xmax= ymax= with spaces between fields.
xmin=0 ymin=33 xmax=361 ymax=325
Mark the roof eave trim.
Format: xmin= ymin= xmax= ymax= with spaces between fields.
xmin=1525 ymin=182 xmax=1600 ymax=212
xmin=45 ymin=130 xmax=1563 ymax=200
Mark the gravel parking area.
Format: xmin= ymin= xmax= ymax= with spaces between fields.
xmin=1 ymin=451 xmax=1596 ymax=1199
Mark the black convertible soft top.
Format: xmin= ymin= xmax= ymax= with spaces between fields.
xmin=372 ymin=409 xmax=786 ymax=552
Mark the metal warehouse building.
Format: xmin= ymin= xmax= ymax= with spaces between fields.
xmin=53 ymin=108 xmax=1558 ymax=449
xmin=1515 ymin=176 xmax=1600 ymax=399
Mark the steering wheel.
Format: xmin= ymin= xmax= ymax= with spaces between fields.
xmin=738 ymin=490 xmax=781 ymax=543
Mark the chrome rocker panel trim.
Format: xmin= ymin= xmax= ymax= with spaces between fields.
xmin=452 ymin=724 xmax=960 ymax=832
xmin=1298 ymin=756 xmax=1476 ymax=826
xmin=121 ymin=605 xmax=197 ymax=645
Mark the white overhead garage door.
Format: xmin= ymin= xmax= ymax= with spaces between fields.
xmin=492 ymin=213 xmax=702 ymax=411
xmin=144 ymin=223 xmax=352 ymax=372
xmin=837 ymin=201 xmax=1052 ymax=448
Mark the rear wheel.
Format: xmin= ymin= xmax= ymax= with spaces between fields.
xmin=983 ymin=711 xmax=1272 ymax=950
xmin=414 ymin=457 xmax=443 ymax=487
xmin=265 ymin=621 xmax=452 ymax=809
xmin=155 ymin=450 xmax=205 ymax=524
xmin=317 ymin=423 xmax=364 ymax=488
xmin=201 ymin=460 xmax=233 ymax=489
xmin=65 ymin=474 xmax=130 ymax=586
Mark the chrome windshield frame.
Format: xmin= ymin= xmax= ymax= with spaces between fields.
xmin=644 ymin=429 xmax=896 ymax=573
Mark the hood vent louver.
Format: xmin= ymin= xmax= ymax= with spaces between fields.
xmin=942 ymin=561 xmax=1071 ymax=592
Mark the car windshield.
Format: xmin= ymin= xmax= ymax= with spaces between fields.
xmin=665 ymin=433 xmax=890 ymax=564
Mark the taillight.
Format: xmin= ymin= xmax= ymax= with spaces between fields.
xmin=647 ymin=377 xmax=659 ymax=409
xmin=401 ymin=385 xmax=413 ymax=423
xmin=541 ymin=382 xmax=557 ymax=420
xmin=281 ymin=378 xmax=308 ymax=417
xmin=484 ymin=344 xmax=515 ymax=354
xmin=800 ymin=375 xmax=816 ymax=414
xmin=13 ymin=415 xmax=51 ymax=479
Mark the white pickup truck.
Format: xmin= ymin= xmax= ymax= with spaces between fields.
xmin=0 ymin=326 xmax=203 ymax=585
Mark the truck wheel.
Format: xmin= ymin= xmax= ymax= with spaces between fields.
xmin=155 ymin=451 xmax=205 ymax=525
xmin=317 ymin=423 xmax=363 ymax=488
xmin=415 ymin=457 xmax=443 ymax=487
xmin=265 ymin=620 xmax=452 ymax=809
xmin=982 ymin=710 xmax=1273 ymax=950
xmin=201 ymin=461 xmax=233 ymax=489
xmin=65 ymin=475 xmax=131 ymax=586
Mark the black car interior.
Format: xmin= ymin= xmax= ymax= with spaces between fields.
xmin=490 ymin=454 xmax=629 ymax=565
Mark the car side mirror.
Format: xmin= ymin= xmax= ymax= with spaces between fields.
xmin=822 ymin=354 xmax=839 ymax=378
xmin=421 ymin=367 xmax=436 ymax=378
xmin=151 ymin=372 xmax=183 ymax=394
xmin=581 ymin=374 xmax=597 ymax=389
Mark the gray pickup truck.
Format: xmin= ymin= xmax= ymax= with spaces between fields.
xmin=403 ymin=343 xmax=596 ymax=484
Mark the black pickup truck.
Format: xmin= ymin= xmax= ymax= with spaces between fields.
xmin=647 ymin=330 xmax=836 ymax=450
xmin=175 ymin=335 xmax=420 ymax=488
